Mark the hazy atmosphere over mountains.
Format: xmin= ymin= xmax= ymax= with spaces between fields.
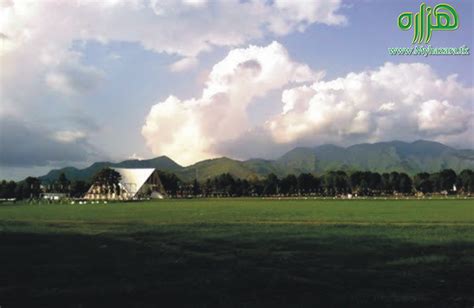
xmin=40 ymin=140 xmax=474 ymax=183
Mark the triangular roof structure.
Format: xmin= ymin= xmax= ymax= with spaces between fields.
xmin=113 ymin=168 xmax=155 ymax=197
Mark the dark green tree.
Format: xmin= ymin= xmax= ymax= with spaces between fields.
xmin=15 ymin=177 xmax=41 ymax=199
xmin=249 ymin=179 xmax=264 ymax=196
xmin=91 ymin=168 xmax=121 ymax=195
xmin=297 ymin=173 xmax=316 ymax=195
xmin=263 ymin=173 xmax=279 ymax=195
xmin=203 ymin=178 xmax=213 ymax=197
xmin=334 ymin=171 xmax=350 ymax=194
xmin=429 ymin=172 xmax=441 ymax=192
xmin=322 ymin=171 xmax=349 ymax=195
xmin=381 ymin=173 xmax=391 ymax=194
xmin=439 ymin=169 xmax=457 ymax=192
xmin=0 ymin=180 xmax=17 ymax=199
xmin=70 ymin=180 xmax=89 ymax=198
xmin=280 ymin=174 xmax=297 ymax=195
xmin=389 ymin=172 xmax=401 ymax=193
xmin=192 ymin=179 xmax=201 ymax=196
xmin=350 ymin=171 xmax=364 ymax=194
xmin=216 ymin=173 xmax=236 ymax=196
xmin=368 ymin=172 xmax=382 ymax=194
xmin=157 ymin=171 xmax=181 ymax=196
xmin=414 ymin=172 xmax=433 ymax=194
xmin=458 ymin=169 xmax=474 ymax=193
xmin=56 ymin=172 xmax=71 ymax=193
xmin=398 ymin=173 xmax=413 ymax=194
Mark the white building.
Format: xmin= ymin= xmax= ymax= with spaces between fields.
xmin=42 ymin=192 xmax=68 ymax=200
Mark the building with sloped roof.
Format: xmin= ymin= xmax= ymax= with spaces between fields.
xmin=84 ymin=168 xmax=166 ymax=200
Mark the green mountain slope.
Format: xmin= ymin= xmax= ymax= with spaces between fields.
xmin=311 ymin=140 xmax=474 ymax=174
xmin=176 ymin=157 xmax=261 ymax=182
xmin=275 ymin=147 xmax=318 ymax=175
xmin=38 ymin=140 xmax=474 ymax=183
xmin=40 ymin=156 xmax=182 ymax=183
xmin=242 ymin=159 xmax=284 ymax=177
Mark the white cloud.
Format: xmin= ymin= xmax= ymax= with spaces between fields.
xmin=183 ymin=0 xmax=208 ymax=8
xmin=3 ymin=0 xmax=471 ymax=170
xmin=143 ymin=49 xmax=473 ymax=163
xmin=0 ymin=0 xmax=345 ymax=108
xmin=417 ymin=100 xmax=469 ymax=135
xmin=169 ymin=57 xmax=198 ymax=72
xmin=128 ymin=153 xmax=144 ymax=160
xmin=1 ymin=0 xmax=346 ymax=58
xmin=267 ymin=62 xmax=473 ymax=146
xmin=142 ymin=42 xmax=321 ymax=165
xmin=0 ymin=0 xmax=346 ymax=168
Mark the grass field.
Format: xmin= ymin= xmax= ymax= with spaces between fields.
xmin=0 ymin=198 xmax=473 ymax=307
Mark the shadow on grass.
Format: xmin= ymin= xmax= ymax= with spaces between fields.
xmin=0 ymin=223 xmax=473 ymax=308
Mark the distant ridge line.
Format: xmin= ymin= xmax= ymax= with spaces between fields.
xmin=38 ymin=140 xmax=474 ymax=183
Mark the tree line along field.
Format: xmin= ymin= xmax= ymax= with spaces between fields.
xmin=1 ymin=168 xmax=474 ymax=201
xmin=0 ymin=198 xmax=473 ymax=307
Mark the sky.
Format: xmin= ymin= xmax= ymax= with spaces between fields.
xmin=0 ymin=0 xmax=473 ymax=180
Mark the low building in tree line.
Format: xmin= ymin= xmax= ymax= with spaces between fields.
xmin=41 ymin=192 xmax=69 ymax=200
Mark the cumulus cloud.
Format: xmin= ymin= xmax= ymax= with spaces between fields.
xmin=3 ymin=0 xmax=471 ymax=171
xmin=0 ymin=0 xmax=346 ymax=170
xmin=142 ymin=42 xmax=321 ymax=165
xmin=417 ymin=100 xmax=468 ymax=135
xmin=266 ymin=62 xmax=473 ymax=146
xmin=143 ymin=49 xmax=473 ymax=164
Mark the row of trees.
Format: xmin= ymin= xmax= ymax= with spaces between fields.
xmin=1 ymin=168 xmax=473 ymax=200
xmin=174 ymin=169 xmax=474 ymax=197
xmin=0 ymin=177 xmax=42 ymax=200
xmin=42 ymin=173 xmax=91 ymax=197
xmin=0 ymin=174 xmax=90 ymax=200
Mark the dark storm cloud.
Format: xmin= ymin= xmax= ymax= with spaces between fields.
xmin=0 ymin=116 xmax=102 ymax=167
xmin=62 ymin=114 xmax=101 ymax=131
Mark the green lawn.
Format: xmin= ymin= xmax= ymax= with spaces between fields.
xmin=0 ymin=198 xmax=473 ymax=307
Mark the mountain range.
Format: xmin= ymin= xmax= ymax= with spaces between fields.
xmin=39 ymin=140 xmax=474 ymax=183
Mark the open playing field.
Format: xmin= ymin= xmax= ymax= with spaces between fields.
xmin=0 ymin=198 xmax=473 ymax=307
